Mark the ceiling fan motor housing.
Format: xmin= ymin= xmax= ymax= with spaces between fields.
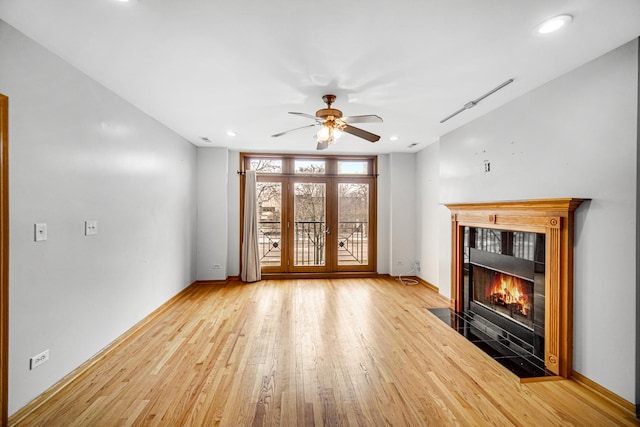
xmin=316 ymin=94 xmax=342 ymax=120
xmin=315 ymin=108 xmax=342 ymax=120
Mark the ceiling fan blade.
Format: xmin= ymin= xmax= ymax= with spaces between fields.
xmin=289 ymin=112 xmax=322 ymax=122
xmin=316 ymin=140 xmax=330 ymax=150
xmin=271 ymin=123 xmax=318 ymax=138
xmin=342 ymin=124 xmax=380 ymax=143
xmin=341 ymin=115 xmax=383 ymax=124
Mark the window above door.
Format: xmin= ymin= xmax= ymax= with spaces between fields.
xmin=242 ymin=154 xmax=377 ymax=177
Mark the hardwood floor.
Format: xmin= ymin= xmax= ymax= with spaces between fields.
xmin=11 ymin=278 xmax=638 ymax=426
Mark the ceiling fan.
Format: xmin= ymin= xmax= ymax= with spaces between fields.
xmin=272 ymin=94 xmax=383 ymax=150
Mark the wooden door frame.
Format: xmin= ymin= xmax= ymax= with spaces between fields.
xmin=287 ymin=176 xmax=332 ymax=273
xmin=239 ymin=153 xmax=378 ymax=277
xmin=333 ymin=177 xmax=377 ymax=273
xmin=1 ymin=94 xmax=9 ymax=424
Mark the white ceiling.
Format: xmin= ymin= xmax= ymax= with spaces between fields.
xmin=1 ymin=0 xmax=640 ymax=154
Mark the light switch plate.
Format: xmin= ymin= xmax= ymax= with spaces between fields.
xmin=34 ymin=223 xmax=47 ymax=242
xmin=85 ymin=220 xmax=98 ymax=236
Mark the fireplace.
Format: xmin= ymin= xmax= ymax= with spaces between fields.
xmin=472 ymin=266 xmax=534 ymax=327
xmin=446 ymin=199 xmax=585 ymax=378
xmin=464 ymin=229 xmax=546 ymax=362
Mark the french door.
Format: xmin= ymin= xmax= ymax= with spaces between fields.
xmin=290 ymin=177 xmax=328 ymax=272
xmin=243 ymin=154 xmax=376 ymax=274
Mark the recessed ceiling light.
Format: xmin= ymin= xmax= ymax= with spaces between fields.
xmin=536 ymin=14 xmax=573 ymax=34
xmin=226 ymin=131 xmax=237 ymax=137
xmin=390 ymin=135 xmax=399 ymax=141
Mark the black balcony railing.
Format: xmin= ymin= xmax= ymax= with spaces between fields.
xmin=294 ymin=221 xmax=325 ymax=265
xmin=257 ymin=221 xmax=368 ymax=266
xmin=337 ymin=221 xmax=367 ymax=264
xmin=258 ymin=221 xmax=281 ymax=265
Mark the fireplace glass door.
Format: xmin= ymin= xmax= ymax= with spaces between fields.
xmin=463 ymin=227 xmax=546 ymax=360
xmin=471 ymin=266 xmax=534 ymax=330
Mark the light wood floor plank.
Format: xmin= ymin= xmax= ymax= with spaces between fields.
xmin=10 ymin=277 xmax=639 ymax=426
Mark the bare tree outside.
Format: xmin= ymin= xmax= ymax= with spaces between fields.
xmin=249 ymin=159 xmax=282 ymax=174
xmin=338 ymin=183 xmax=369 ymax=265
xmin=294 ymin=182 xmax=325 ymax=265
xmin=251 ymin=159 xmax=284 ymax=266
xmin=256 ymin=182 xmax=281 ymax=266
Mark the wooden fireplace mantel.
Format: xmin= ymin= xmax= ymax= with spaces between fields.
xmin=446 ymin=198 xmax=586 ymax=378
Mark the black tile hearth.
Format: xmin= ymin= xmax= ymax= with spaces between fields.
xmin=428 ymin=307 xmax=555 ymax=379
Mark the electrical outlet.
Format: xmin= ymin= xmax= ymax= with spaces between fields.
xmin=30 ymin=349 xmax=49 ymax=370
xmin=484 ymin=160 xmax=491 ymax=173
xmin=34 ymin=223 xmax=47 ymax=242
xmin=85 ymin=220 xmax=98 ymax=236
xmin=213 ymin=264 xmax=220 ymax=269
xmin=416 ymin=261 xmax=421 ymax=272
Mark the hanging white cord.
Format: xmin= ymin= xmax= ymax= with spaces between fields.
xmin=397 ymin=262 xmax=419 ymax=286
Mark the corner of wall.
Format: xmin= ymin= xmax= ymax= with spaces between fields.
xmin=375 ymin=154 xmax=390 ymax=274
xmin=635 ymin=36 xmax=640 ymax=418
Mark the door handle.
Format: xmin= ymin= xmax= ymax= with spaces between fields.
xmin=325 ymin=225 xmax=331 ymax=234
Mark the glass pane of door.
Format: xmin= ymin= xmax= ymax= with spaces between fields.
xmin=337 ymin=183 xmax=369 ymax=266
xmin=293 ymin=182 xmax=326 ymax=266
xmin=257 ymin=182 xmax=282 ymax=267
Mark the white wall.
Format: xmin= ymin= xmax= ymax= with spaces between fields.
xmin=376 ymin=154 xmax=390 ymax=274
xmin=388 ymin=153 xmax=417 ymax=276
xmin=415 ymin=143 xmax=441 ymax=288
xmin=196 ymin=147 xmax=228 ymax=280
xmin=417 ymin=39 xmax=638 ymax=402
xmin=0 ymin=21 xmax=198 ymax=415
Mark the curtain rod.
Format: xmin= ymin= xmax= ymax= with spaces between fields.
xmin=237 ymin=170 xmax=378 ymax=177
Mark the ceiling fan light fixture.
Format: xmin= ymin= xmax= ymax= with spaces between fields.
xmin=317 ymin=125 xmax=332 ymax=142
xmin=536 ymin=14 xmax=573 ymax=34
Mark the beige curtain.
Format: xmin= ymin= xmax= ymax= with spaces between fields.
xmin=241 ymin=170 xmax=261 ymax=282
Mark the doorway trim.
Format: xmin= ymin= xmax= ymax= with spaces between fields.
xmin=239 ymin=153 xmax=378 ymax=277
xmin=1 ymin=94 xmax=9 ymax=424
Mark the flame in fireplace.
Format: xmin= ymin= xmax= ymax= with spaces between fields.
xmin=489 ymin=274 xmax=531 ymax=316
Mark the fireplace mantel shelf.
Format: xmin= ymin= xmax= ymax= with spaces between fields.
xmin=445 ymin=198 xmax=587 ymax=210
xmin=446 ymin=198 xmax=587 ymax=378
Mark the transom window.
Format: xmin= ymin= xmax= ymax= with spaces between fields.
xmin=245 ymin=155 xmax=374 ymax=176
